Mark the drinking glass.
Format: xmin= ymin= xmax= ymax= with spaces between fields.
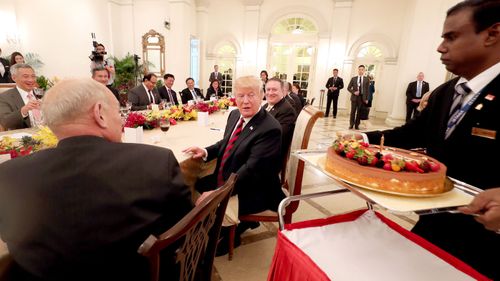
xmin=159 ymin=118 xmax=170 ymax=141
xmin=33 ymin=88 xmax=45 ymax=100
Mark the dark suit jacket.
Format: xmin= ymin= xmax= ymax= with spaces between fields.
xmin=325 ymin=76 xmax=344 ymax=97
xmin=0 ymin=58 xmax=11 ymax=83
xmin=206 ymin=87 xmax=224 ymax=99
xmin=128 ymin=84 xmax=161 ymax=111
xmin=0 ymin=136 xmax=192 ymax=280
xmin=366 ymin=74 xmax=500 ymax=279
xmin=263 ymin=98 xmax=296 ymax=163
xmin=406 ymin=80 xmax=430 ymax=104
xmin=286 ymin=93 xmax=303 ymax=116
xmin=209 ymin=72 xmax=223 ymax=83
xmin=0 ymin=87 xmax=31 ymax=130
xmin=158 ymin=86 xmax=179 ymax=105
xmin=199 ymin=108 xmax=285 ymax=215
xmin=106 ymin=85 xmax=120 ymax=101
xmin=180 ymin=88 xmax=203 ymax=104
xmin=347 ymin=76 xmax=370 ymax=102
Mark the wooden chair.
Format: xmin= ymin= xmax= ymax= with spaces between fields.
xmin=227 ymin=105 xmax=324 ymax=259
xmin=138 ymin=174 xmax=237 ymax=281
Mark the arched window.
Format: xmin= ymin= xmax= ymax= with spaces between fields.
xmin=215 ymin=43 xmax=236 ymax=94
xmin=356 ymin=45 xmax=383 ymax=78
xmin=272 ymin=17 xmax=318 ymax=35
xmin=357 ymin=45 xmax=383 ymax=60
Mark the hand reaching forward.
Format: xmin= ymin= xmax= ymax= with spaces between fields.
xmin=459 ymin=187 xmax=500 ymax=233
xmin=182 ymin=146 xmax=206 ymax=159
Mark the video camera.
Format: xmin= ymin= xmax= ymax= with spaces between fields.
xmin=89 ymin=33 xmax=107 ymax=62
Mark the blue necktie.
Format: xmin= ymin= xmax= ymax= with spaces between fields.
xmin=416 ymin=82 xmax=422 ymax=98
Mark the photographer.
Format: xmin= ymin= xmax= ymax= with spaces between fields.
xmin=89 ymin=43 xmax=115 ymax=86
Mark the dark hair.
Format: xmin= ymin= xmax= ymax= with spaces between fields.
xmin=333 ymin=68 xmax=339 ymax=72
xmin=286 ymin=81 xmax=292 ymax=91
xmin=292 ymin=83 xmax=301 ymax=92
xmin=267 ymin=77 xmax=284 ymax=89
xmin=10 ymin=52 xmax=24 ymax=65
xmin=447 ymin=0 xmax=500 ymax=32
xmin=91 ymin=66 xmax=108 ymax=77
xmin=210 ymin=79 xmax=220 ymax=88
xmin=260 ymin=70 xmax=268 ymax=79
xmin=163 ymin=73 xmax=175 ymax=80
xmin=185 ymin=77 xmax=194 ymax=84
xmin=358 ymin=65 xmax=365 ymax=69
xmin=143 ymin=73 xmax=157 ymax=82
xmin=97 ymin=43 xmax=105 ymax=49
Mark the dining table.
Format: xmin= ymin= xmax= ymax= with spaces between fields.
xmin=0 ymin=109 xmax=232 ymax=274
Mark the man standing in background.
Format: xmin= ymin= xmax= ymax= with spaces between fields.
xmin=324 ymin=68 xmax=344 ymax=118
xmin=0 ymin=48 xmax=12 ymax=83
xmin=405 ymin=72 xmax=430 ymax=122
xmin=209 ymin=65 xmax=223 ymax=83
xmin=347 ymin=65 xmax=370 ymax=130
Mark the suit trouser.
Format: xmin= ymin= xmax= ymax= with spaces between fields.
xmin=325 ymin=94 xmax=339 ymax=117
xmin=350 ymin=97 xmax=363 ymax=127
xmin=406 ymin=102 xmax=419 ymax=122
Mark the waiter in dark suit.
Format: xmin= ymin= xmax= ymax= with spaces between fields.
xmin=263 ymin=78 xmax=297 ymax=171
xmin=405 ymin=72 xmax=430 ymax=122
xmin=0 ymin=78 xmax=192 ymax=280
xmin=180 ymin=77 xmax=204 ymax=104
xmin=184 ymin=75 xmax=285 ymax=246
xmin=128 ymin=73 xmax=161 ymax=111
xmin=158 ymin=73 xmax=179 ymax=105
xmin=365 ymin=1 xmax=499 ymax=278
xmin=0 ymin=64 xmax=40 ymax=130
xmin=209 ymin=65 xmax=223 ymax=83
xmin=0 ymin=48 xmax=11 ymax=83
xmin=347 ymin=65 xmax=370 ymax=130
xmin=284 ymin=81 xmax=303 ymax=116
xmin=324 ymin=68 xmax=344 ymax=118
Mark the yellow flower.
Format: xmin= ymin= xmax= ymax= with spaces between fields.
xmin=32 ymin=126 xmax=58 ymax=150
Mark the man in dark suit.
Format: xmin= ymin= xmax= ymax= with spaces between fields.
xmin=180 ymin=77 xmax=204 ymax=104
xmin=209 ymin=65 xmax=223 ymax=83
xmin=0 ymin=64 xmax=40 ymax=130
xmin=263 ymin=78 xmax=297 ymax=169
xmin=325 ymin=68 xmax=344 ymax=118
xmin=0 ymin=48 xmax=11 ymax=83
xmin=158 ymin=73 xmax=179 ymax=105
xmin=347 ymin=65 xmax=370 ymax=130
xmin=0 ymin=78 xmax=192 ymax=280
xmin=284 ymin=81 xmax=303 ymax=116
xmin=405 ymin=72 xmax=430 ymax=122
xmin=92 ymin=67 xmax=119 ymax=101
xmin=184 ymin=76 xmax=285 ymax=249
xmin=128 ymin=73 xmax=161 ymax=111
xmin=366 ymin=1 xmax=499 ymax=278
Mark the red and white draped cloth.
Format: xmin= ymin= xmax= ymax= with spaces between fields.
xmin=267 ymin=210 xmax=490 ymax=281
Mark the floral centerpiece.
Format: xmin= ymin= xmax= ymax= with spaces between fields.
xmin=195 ymin=101 xmax=219 ymax=114
xmin=216 ymin=97 xmax=237 ymax=110
xmin=0 ymin=126 xmax=58 ymax=158
xmin=124 ymin=112 xmax=159 ymax=129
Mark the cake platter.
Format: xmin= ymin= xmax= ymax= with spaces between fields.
xmin=317 ymin=156 xmax=454 ymax=198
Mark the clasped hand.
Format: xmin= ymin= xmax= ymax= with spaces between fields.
xmin=459 ymin=187 xmax=500 ymax=233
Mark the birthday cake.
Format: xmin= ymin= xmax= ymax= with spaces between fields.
xmin=325 ymin=139 xmax=448 ymax=195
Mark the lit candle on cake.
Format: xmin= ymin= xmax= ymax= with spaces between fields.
xmin=380 ymin=135 xmax=384 ymax=152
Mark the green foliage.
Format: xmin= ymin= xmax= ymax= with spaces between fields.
xmin=112 ymin=53 xmax=149 ymax=91
xmin=156 ymin=78 xmax=164 ymax=89
xmin=36 ymin=75 xmax=50 ymax=90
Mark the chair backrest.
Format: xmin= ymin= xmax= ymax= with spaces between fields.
xmin=0 ymin=84 xmax=15 ymax=95
xmin=138 ymin=174 xmax=237 ymax=281
xmin=310 ymin=97 xmax=315 ymax=106
xmin=284 ymin=105 xmax=323 ymax=211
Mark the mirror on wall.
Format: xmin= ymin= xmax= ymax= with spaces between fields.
xmin=142 ymin=29 xmax=165 ymax=76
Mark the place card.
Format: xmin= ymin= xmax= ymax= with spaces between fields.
xmin=188 ymin=100 xmax=195 ymax=106
xmin=228 ymin=106 xmax=238 ymax=112
xmin=0 ymin=153 xmax=10 ymax=164
xmin=197 ymin=111 xmax=209 ymax=126
xmin=151 ymin=104 xmax=159 ymax=111
xmin=123 ymin=126 xmax=143 ymax=143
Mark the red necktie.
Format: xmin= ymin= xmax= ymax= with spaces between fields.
xmin=217 ymin=118 xmax=244 ymax=186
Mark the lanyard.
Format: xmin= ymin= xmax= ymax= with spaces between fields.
xmin=445 ymin=90 xmax=482 ymax=138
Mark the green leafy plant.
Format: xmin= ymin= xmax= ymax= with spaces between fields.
xmin=36 ymin=75 xmax=50 ymax=90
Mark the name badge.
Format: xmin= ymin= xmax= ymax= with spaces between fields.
xmin=471 ymin=127 xmax=496 ymax=140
